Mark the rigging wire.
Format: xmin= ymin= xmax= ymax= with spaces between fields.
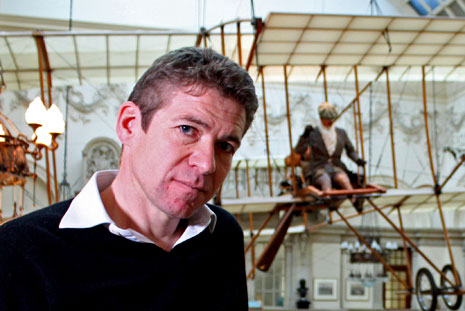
xmin=250 ymin=0 xmax=256 ymax=21
xmin=250 ymin=0 xmax=260 ymax=69
xmin=369 ymin=0 xmax=383 ymax=16
xmin=68 ymin=0 xmax=73 ymax=31
xmin=197 ymin=0 xmax=206 ymax=30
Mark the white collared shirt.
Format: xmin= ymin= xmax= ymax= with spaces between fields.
xmin=59 ymin=170 xmax=217 ymax=248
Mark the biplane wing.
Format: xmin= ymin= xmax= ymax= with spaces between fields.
xmin=367 ymin=187 xmax=465 ymax=213
xmin=221 ymin=187 xmax=465 ymax=216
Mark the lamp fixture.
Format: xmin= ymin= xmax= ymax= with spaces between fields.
xmin=341 ymin=237 xmax=398 ymax=263
xmin=341 ymin=238 xmax=398 ymax=287
xmin=0 ymin=96 xmax=65 ymax=222
xmin=25 ymin=97 xmax=64 ymax=151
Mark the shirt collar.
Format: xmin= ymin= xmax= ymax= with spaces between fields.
xmin=59 ymin=170 xmax=116 ymax=229
xmin=59 ymin=170 xmax=216 ymax=244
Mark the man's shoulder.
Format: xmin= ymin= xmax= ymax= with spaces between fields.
xmin=301 ymin=125 xmax=314 ymax=137
xmin=0 ymin=200 xmax=72 ymax=239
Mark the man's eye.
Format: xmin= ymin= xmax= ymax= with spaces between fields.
xmin=180 ymin=125 xmax=194 ymax=135
xmin=219 ymin=141 xmax=234 ymax=153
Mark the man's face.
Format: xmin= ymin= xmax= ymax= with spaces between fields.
xmin=321 ymin=118 xmax=334 ymax=128
xmin=127 ymin=87 xmax=246 ymax=219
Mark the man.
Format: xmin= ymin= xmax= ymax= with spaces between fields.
xmin=295 ymin=102 xmax=365 ymax=210
xmin=0 ymin=47 xmax=258 ymax=310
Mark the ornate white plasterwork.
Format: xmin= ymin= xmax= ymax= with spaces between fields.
xmin=82 ymin=137 xmax=121 ymax=182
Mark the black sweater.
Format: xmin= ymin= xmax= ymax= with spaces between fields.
xmin=0 ymin=200 xmax=248 ymax=310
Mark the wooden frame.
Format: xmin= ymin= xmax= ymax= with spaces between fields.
xmin=313 ymin=279 xmax=337 ymax=300
xmin=346 ymin=279 xmax=369 ymax=301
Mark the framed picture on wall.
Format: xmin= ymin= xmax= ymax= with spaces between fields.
xmin=346 ymin=280 xmax=369 ymax=301
xmin=313 ymin=279 xmax=337 ymax=300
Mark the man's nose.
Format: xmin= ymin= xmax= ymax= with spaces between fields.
xmin=189 ymin=143 xmax=216 ymax=174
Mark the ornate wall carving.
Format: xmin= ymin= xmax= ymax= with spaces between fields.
xmin=82 ymin=137 xmax=121 ymax=181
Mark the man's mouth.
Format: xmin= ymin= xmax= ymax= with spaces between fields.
xmin=175 ymin=180 xmax=207 ymax=193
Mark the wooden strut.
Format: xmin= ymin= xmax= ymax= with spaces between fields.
xmin=385 ymin=67 xmax=398 ymax=189
xmin=396 ymin=206 xmax=413 ymax=289
xmin=245 ymin=18 xmax=263 ymax=72
xmin=435 ymin=193 xmax=461 ymax=286
xmin=34 ymin=32 xmax=46 ymax=105
xmin=439 ymin=154 xmax=465 ymax=191
xmin=34 ymin=33 xmax=53 ymax=205
xmin=44 ymin=149 xmax=52 ymax=204
xmin=353 ymin=66 xmax=366 ymax=184
xmin=236 ymin=22 xmax=243 ymax=67
xmin=220 ymin=25 xmax=226 ymax=56
xmin=322 ymin=65 xmax=328 ymax=102
xmin=47 ymin=67 xmax=60 ymax=203
xmin=422 ymin=66 xmax=461 ymax=286
xmin=254 ymin=203 xmax=296 ymax=273
xmin=249 ymin=212 xmax=256 ymax=279
xmin=352 ymin=67 xmax=360 ymax=159
xmin=260 ymin=67 xmax=274 ymax=196
xmin=283 ymin=65 xmax=297 ymax=196
xmin=195 ymin=31 xmax=203 ymax=47
xmin=244 ymin=205 xmax=278 ymax=254
xmin=319 ymin=184 xmax=385 ymax=197
xmin=334 ymin=208 xmax=411 ymax=290
xmin=366 ymin=199 xmax=456 ymax=288
xmin=234 ymin=161 xmax=241 ymax=199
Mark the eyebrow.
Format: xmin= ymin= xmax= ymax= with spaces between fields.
xmin=180 ymin=115 xmax=242 ymax=147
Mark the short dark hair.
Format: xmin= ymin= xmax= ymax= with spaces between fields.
xmin=128 ymin=47 xmax=258 ymax=134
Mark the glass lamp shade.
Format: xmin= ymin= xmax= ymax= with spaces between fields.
xmin=46 ymin=104 xmax=65 ymax=135
xmin=347 ymin=243 xmax=354 ymax=252
xmin=25 ymin=97 xmax=47 ymax=127
xmin=35 ymin=126 xmax=52 ymax=147
xmin=371 ymin=240 xmax=381 ymax=252
xmin=340 ymin=241 xmax=349 ymax=250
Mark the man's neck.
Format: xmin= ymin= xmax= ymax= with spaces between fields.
xmin=100 ymin=179 xmax=186 ymax=252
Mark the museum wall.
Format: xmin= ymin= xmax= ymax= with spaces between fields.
xmin=247 ymin=226 xmax=465 ymax=310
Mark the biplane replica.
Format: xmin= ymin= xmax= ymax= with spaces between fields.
xmin=2 ymin=9 xmax=465 ymax=311
xmin=197 ymin=13 xmax=465 ymax=311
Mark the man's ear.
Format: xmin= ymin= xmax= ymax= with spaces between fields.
xmin=116 ymin=101 xmax=141 ymax=146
